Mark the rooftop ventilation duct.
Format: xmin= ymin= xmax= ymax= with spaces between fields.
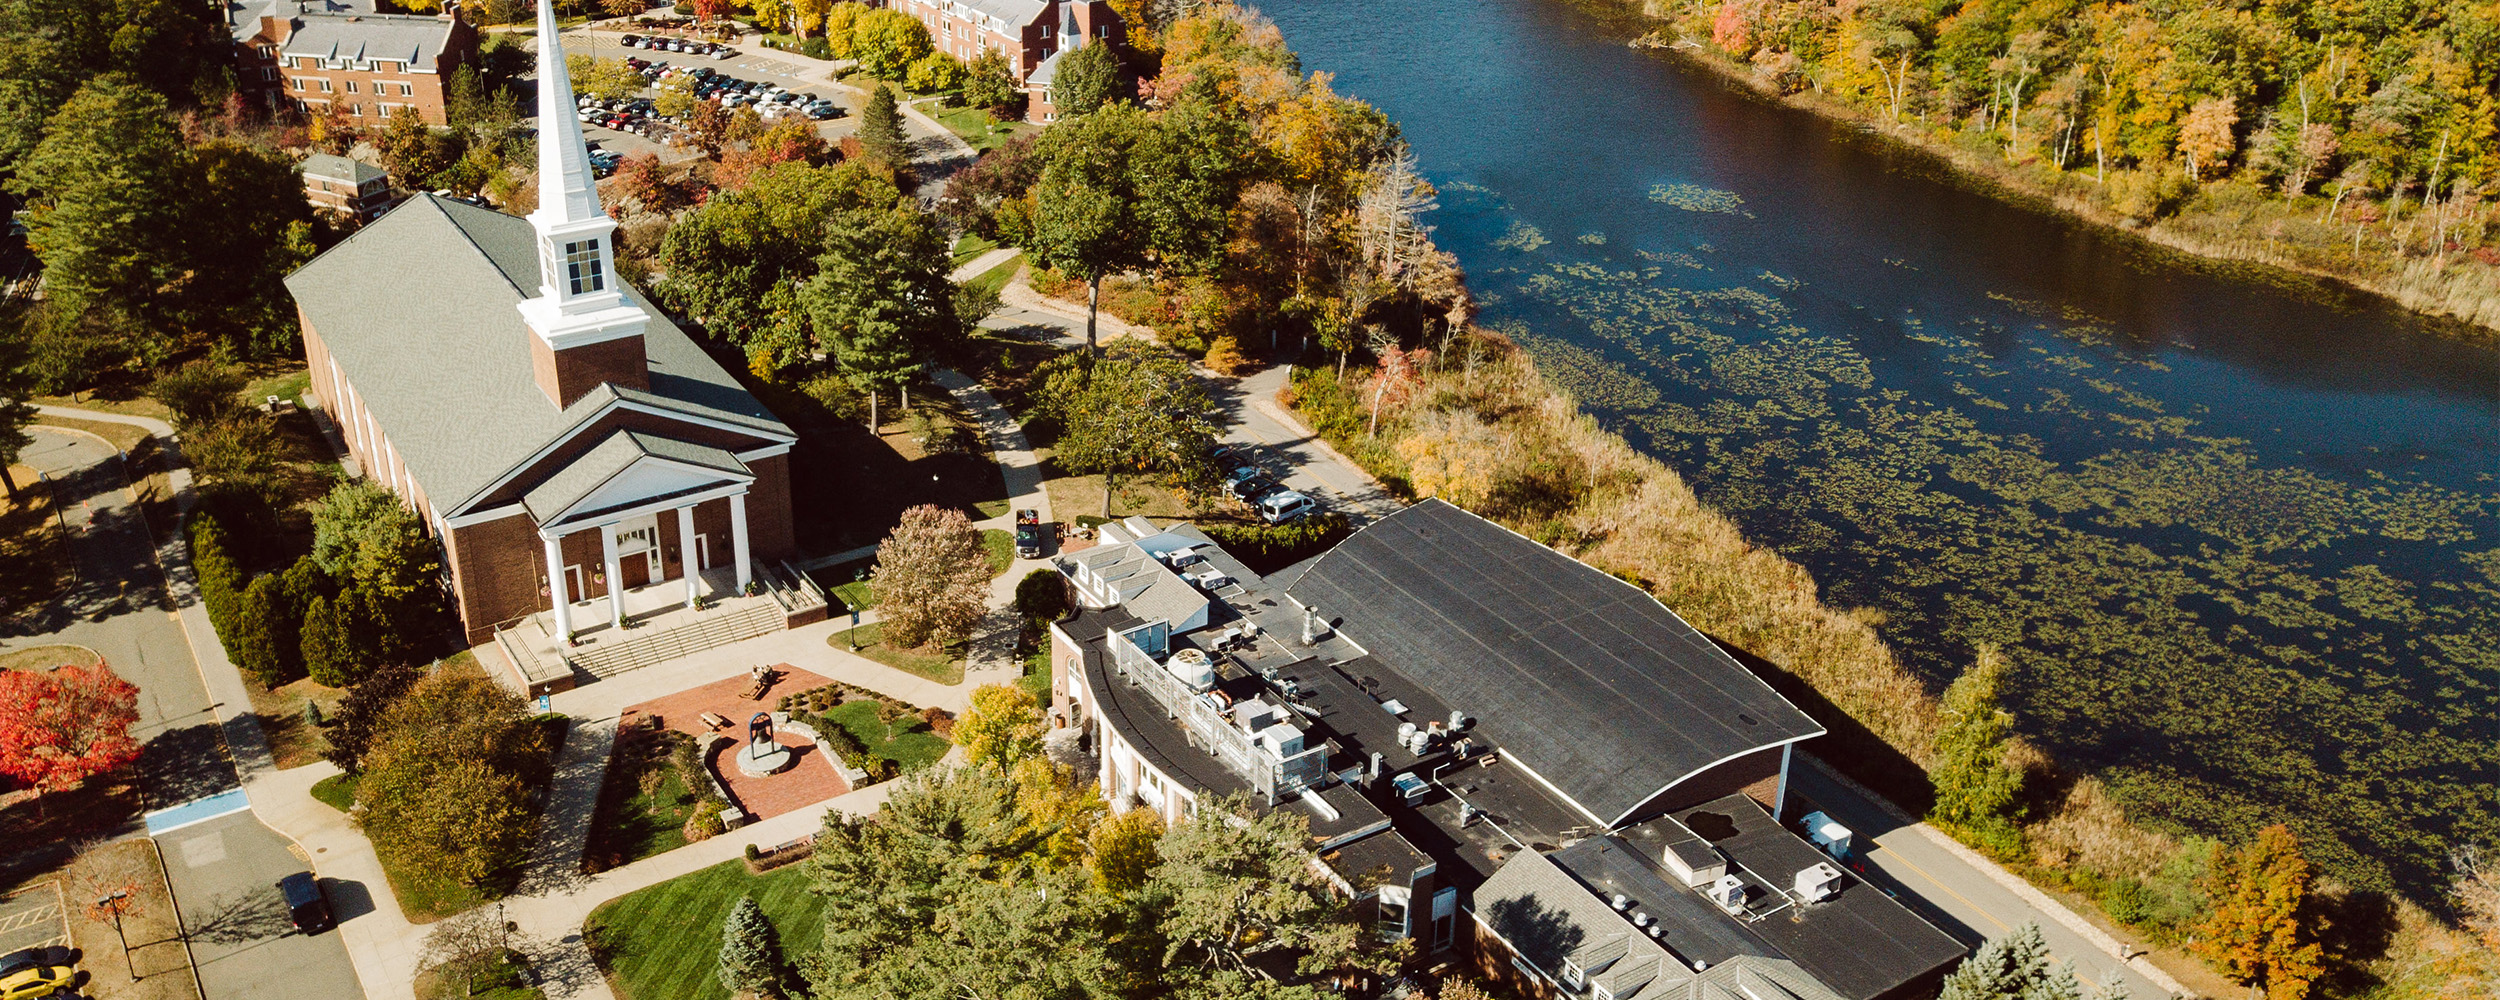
xmin=1166 ymin=647 xmax=1215 ymax=693
xmin=1610 ymin=893 xmax=1630 ymax=911
xmin=1300 ymin=605 xmax=1329 ymax=644
xmin=1709 ymin=875 xmax=1747 ymax=914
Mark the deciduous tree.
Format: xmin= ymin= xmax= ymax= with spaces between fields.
xmin=868 ymin=505 xmax=992 ymax=649
xmin=955 ymin=683 xmax=1046 ymax=770
xmin=656 ymin=161 xmax=897 ymax=365
xmin=320 ymin=660 xmax=422 ymax=774
xmin=2193 ymin=825 xmax=2323 ymax=1000
xmin=1051 ymin=42 xmax=1124 ymax=118
xmin=146 ymin=359 xmax=245 ymax=430
xmin=1087 ymin=804 xmax=1162 ymax=894
xmin=850 ymin=9 xmax=932 ymax=80
xmin=0 ymin=662 xmax=142 ymax=803
xmin=961 ymin=47 xmax=1018 ymax=112
xmin=1036 ymin=341 xmax=1220 ymax=518
xmin=1155 ymin=796 xmax=1392 ymax=979
xmin=1029 ymin=103 xmax=1156 ymax=352
xmin=356 ymin=661 xmax=550 ymax=889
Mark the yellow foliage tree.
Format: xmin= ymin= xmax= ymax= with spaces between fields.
xmin=1086 ymin=805 xmax=1163 ymax=894
xmin=2193 ymin=824 xmax=2324 ymax=1000
xmin=956 ymin=683 xmax=1047 ymax=770
xmin=1395 ymin=409 xmax=1505 ymax=508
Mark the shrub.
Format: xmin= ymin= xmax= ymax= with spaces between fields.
xmin=1014 ymin=568 xmax=1069 ymax=622
xmin=1198 ymin=513 xmax=1352 ymax=574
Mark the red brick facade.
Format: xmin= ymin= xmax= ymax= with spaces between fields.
xmin=530 ymin=333 xmax=649 ymax=408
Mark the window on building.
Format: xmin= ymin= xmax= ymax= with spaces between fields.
xmin=317 ymin=78 xmax=333 ymax=93
xmin=260 ymin=67 xmax=278 ymax=82
xmin=562 ymin=239 xmax=606 ymax=295
xmin=350 ymin=103 xmax=364 ymax=116
xmin=345 ymin=79 xmax=359 ymax=93
xmin=1593 ymin=986 xmax=1615 ymax=1000
xmin=1561 ymin=958 xmax=1585 ymax=990
xmin=371 ymin=79 xmax=387 ymax=94
xmin=398 ymin=82 xmax=413 ymax=96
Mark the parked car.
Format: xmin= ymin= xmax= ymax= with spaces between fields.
xmin=1229 ymin=475 xmax=1283 ymax=504
xmin=0 ymin=957 xmax=75 ymax=999
xmin=1015 ymin=509 xmax=1045 ymax=559
xmin=1257 ymin=490 xmax=1318 ymax=524
xmin=276 ymin=871 xmax=334 ymax=934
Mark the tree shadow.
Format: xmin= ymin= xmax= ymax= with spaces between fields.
xmin=138 ymin=722 xmax=241 ymax=813
xmin=184 ymin=887 xmax=290 ymax=946
xmin=1481 ymin=894 xmax=1585 ymax=971
xmin=1706 ymin=630 xmax=1935 ymax=815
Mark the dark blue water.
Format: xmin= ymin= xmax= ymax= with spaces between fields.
xmin=1265 ymin=0 xmax=2500 ymax=895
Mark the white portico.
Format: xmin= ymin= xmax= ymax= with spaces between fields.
xmin=524 ymin=429 xmax=758 ymax=637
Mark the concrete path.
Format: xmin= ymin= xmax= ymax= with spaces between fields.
xmin=11 ymin=409 xmax=367 ymax=1000
xmin=932 ymin=367 xmax=1053 ymax=691
xmin=992 ymin=279 xmax=1155 ymax=348
xmin=948 ymin=247 xmax=1020 ymax=283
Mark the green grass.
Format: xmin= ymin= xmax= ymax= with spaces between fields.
xmin=1017 ymin=641 xmax=1049 ymax=704
xmin=415 ymin=948 xmax=543 ymax=1000
xmin=830 ymin=579 xmax=873 ymax=613
xmin=241 ymin=369 xmax=312 ymax=409
xmin=311 ymin=773 xmax=356 ymax=813
xmin=961 ymin=254 xmax=1021 ymax=298
xmin=980 ymin=528 xmax=1015 ymax=576
xmin=828 ymin=622 xmax=964 ymax=685
xmin=817 ymin=699 xmax=952 ymax=770
xmin=916 ymin=100 xmax=1030 ymax=153
xmin=582 ymin=751 xmax=693 ymax=872
xmin=950 ymin=232 xmax=1000 ymax=268
xmin=585 ymin=860 xmax=827 ymax=1000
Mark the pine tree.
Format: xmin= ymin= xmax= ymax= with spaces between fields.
xmin=231 ymin=574 xmax=285 ymax=687
xmin=856 ymin=85 xmax=906 ymax=175
xmin=1929 ymin=646 xmax=2025 ymax=857
xmin=716 ymin=893 xmax=792 ymax=999
xmin=1939 ymin=925 xmax=2083 ymax=1000
xmin=2193 ymin=825 xmax=2323 ymax=1000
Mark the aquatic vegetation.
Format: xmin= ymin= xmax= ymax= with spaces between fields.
xmin=1578 ymin=232 xmax=1608 ymax=245
xmin=1500 ymin=256 xmax=2500 ymax=898
xmin=1492 ymin=220 xmax=1551 ymax=252
xmin=1648 ymin=182 xmax=1750 ymax=215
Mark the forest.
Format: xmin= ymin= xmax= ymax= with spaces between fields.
xmin=1628 ymin=0 xmax=2500 ymax=328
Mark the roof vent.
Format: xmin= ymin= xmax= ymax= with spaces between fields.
xmin=1300 ymin=605 xmax=1329 ymax=644
xmin=1709 ymin=875 xmax=1746 ymax=914
xmin=1646 ymin=924 xmax=1664 ymax=939
xmin=1448 ymin=709 xmax=1468 ymax=731
xmin=1632 ymin=911 xmax=1651 ymax=927
xmin=1610 ymin=893 xmax=1629 ymax=911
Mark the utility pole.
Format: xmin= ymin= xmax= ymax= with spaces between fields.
xmin=97 ymin=890 xmax=136 ymax=981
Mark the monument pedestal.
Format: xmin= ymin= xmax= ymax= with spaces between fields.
xmin=735 ymin=740 xmax=792 ymax=776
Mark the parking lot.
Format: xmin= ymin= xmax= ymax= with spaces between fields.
xmin=0 ymin=883 xmax=69 ymax=959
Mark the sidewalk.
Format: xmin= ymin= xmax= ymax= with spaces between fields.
xmin=933 ymin=367 xmax=1052 ymax=692
xmin=949 ymin=247 xmax=1019 ymax=282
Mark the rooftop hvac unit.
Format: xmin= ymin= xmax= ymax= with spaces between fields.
xmin=1794 ymin=862 xmax=1843 ymax=903
xmin=1709 ymin=875 xmax=1747 ymax=914
xmin=1448 ymin=709 xmax=1468 ymax=731
xmin=1167 ymin=647 xmax=1216 ymax=693
xmin=1802 ymin=811 xmax=1853 ymax=861
xmin=1404 ymin=729 xmax=1432 ymax=756
xmin=1258 ymin=723 xmax=1305 ymax=758
xmin=1397 ymin=721 xmax=1417 ymax=744
xmin=1236 ymin=698 xmax=1276 ymax=733
xmin=1660 ymin=838 xmax=1727 ymax=888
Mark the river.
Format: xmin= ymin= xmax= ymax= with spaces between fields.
xmin=1263 ymin=0 xmax=2500 ymax=895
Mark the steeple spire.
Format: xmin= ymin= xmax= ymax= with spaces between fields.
xmin=533 ymin=0 xmax=603 ymax=228
xmin=515 ymin=0 xmax=649 ymax=409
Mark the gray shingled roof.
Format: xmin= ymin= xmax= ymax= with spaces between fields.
xmin=1287 ymin=499 xmax=1823 ymax=826
xmin=230 ymin=0 xmax=378 ymax=42
xmin=279 ymin=11 xmax=461 ymax=68
xmin=1474 ymin=849 xmax=1853 ymax=1000
xmin=283 ymin=195 xmax=791 ymax=515
xmin=520 ymin=429 xmax=749 ymax=525
xmin=302 ymin=153 xmax=386 ymax=185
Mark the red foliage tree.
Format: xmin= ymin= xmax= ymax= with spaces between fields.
xmin=0 ymin=662 xmax=144 ymax=803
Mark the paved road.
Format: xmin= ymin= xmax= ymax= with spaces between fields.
xmin=6 ymin=426 xmax=362 ymax=1000
xmin=1787 ymin=759 xmax=2174 ymax=1000
xmin=155 ymin=810 xmax=366 ymax=1000
xmin=1208 ymin=365 xmax=1402 ymax=525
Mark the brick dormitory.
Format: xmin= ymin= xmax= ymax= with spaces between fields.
xmin=1047 ymin=500 xmax=1970 ymax=1000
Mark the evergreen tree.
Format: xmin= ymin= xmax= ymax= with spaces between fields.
xmin=856 ymin=85 xmax=907 ymax=176
xmin=1929 ymin=647 xmax=2025 ymax=857
xmin=716 ymin=893 xmax=793 ymax=999
xmin=187 ymin=517 xmax=248 ymax=659
xmin=301 ymin=593 xmax=358 ymax=689
xmin=0 ymin=317 xmax=33 ymax=501
xmin=8 ymin=76 xmax=185 ymax=329
xmin=799 ymin=199 xmax=953 ymax=429
xmin=1938 ymin=925 xmax=2083 ymax=1000
xmin=2193 ymin=825 xmax=2323 ymax=1000
xmin=233 ymin=573 xmax=308 ymax=687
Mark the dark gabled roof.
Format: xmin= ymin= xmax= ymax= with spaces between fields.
xmin=301 ymin=153 xmax=386 ymax=185
xmin=283 ymin=195 xmax=791 ymax=514
xmin=1287 ymin=500 xmax=1822 ymax=826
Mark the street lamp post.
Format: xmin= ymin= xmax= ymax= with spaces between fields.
xmin=97 ymin=889 xmax=135 ymax=981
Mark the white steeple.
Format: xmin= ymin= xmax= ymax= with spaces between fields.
xmin=516 ymin=0 xmax=645 ymax=372
xmin=1059 ymin=1 xmax=1082 ymax=52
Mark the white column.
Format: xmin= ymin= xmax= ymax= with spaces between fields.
xmin=678 ymin=504 xmax=700 ymax=609
xmin=1773 ymin=743 xmax=1794 ymax=821
xmin=544 ymin=533 xmax=572 ymax=639
xmin=601 ymin=522 xmax=624 ymax=629
xmin=729 ymin=492 xmax=752 ymax=592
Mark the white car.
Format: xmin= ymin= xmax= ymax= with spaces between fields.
xmin=1257 ymin=491 xmax=1318 ymax=524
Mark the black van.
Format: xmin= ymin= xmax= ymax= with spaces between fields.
xmin=276 ymin=872 xmax=333 ymax=934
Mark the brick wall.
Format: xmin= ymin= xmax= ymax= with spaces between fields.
xmin=275 ymin=14 xmax=477 ymax=125
xmin=743 ymin=452 xmax=797 ymax=560
xmin=448 ymin=511 xmax=542 ymax=645
xmin=529 ymin=332 xmax=649 ymax=408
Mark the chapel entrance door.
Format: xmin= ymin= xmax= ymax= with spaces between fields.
xmin=617 ymin=516 xmax=660 ymax=589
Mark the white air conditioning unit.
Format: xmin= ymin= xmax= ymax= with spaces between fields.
xmin=1802 ymin=811 xmax=1853 ymax=861
xmin=1795 ymin=862 xmax=1843 ymax=903
xmin=1710 ymin=875 xmax=1746 ymax=913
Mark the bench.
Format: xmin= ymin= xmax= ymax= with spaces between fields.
xmin=700 ymin=711 xmax=731 ymax=730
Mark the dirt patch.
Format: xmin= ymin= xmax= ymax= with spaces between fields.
xmin=0 ymin=643 xmax=100 ymax=673
xmin=244 ymin=675 xmax=350 ymax=770
xmin=0 ymin=839 xmax=203 ymax=1000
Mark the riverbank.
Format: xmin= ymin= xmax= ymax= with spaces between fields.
xmin=1615 ymin=29 xmax=2500 ymax=337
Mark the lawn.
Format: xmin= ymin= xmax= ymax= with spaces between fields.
xmin=1037 ymin=453 xmax=1217 ymax=527
xmin=582 ymin=723 xmax=698 ymax=873
xmin=916 ymin=100 xmax=1032 ymax=154
xmin=311 ymin=772 xmax=356 ymax=812
xmin=585 ymin=860 xmax=828 ymax=1000
xmin=828 ymin=621 xmax=963 ymax=685
xmin=950 ymin=231 xmax=999 ymax=269
xmin=248 ymin=674 xmax=350 ymax=769
xmin=980 ymin=528 xmax=1015 ymax=576
xmin=242 ymin=369 xmax=313 ymax=409
xmin=744 ymin=379 xmax=1007 ymax=554
xmin=806 ymin=558 xmax=876 ymax=614
xmin=1017 ymin=635 xmax=1049 ymax=704
xmin=816 ymin=698 xmax=951 ymax=771
xmin=414 ymin=948 xmax=543 ymax=1000
xmin=0 ymin=643 xmax=98 ymax=672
